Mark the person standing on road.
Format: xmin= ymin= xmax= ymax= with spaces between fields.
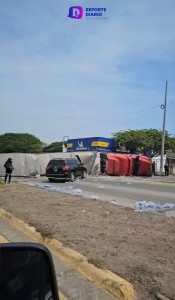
xmin=164 ymin=163 xmax=169 ymax=176
xmin=4 ymin=158 xmax=14 ymax=183
xmin=152 ymin=161 xmax=156 ymax=176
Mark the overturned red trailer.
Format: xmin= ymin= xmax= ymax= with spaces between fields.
xmin=107 ymin=153 xmax=133 ymax=176
xmin=107 ymin=153 xmax=152 ymax=177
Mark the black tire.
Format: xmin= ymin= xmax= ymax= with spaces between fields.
xmin=70 ymin=172 xmax=75 ymax=182
xmin=82 ymin=170 xmax=87 ymax=179
xmin=48 ymin=178 xmax=54 ymax=182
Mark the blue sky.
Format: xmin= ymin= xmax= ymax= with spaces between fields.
xmin=0 ymin=0 xmax=175 ymax=144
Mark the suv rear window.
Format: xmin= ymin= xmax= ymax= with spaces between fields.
xmin=48 ymin=160 xmax=65 ymax=167
xmin=66 ymin=159 xmax=78 ymax=166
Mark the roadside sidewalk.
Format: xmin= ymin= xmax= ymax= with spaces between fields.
xmin=0 ymin=219 xmax=114 ymax=300
xmin=0 ymin=213 xmax=135 ymax=300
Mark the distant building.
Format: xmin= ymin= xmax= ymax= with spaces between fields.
xmin=152 ymin=151 xmax=175 ymax=175
xmin=152 ymin=155 xmax=166 ymax=174
xmin=166 ymin=150 xmax=175 ymax=175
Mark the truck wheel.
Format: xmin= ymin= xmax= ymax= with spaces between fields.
xmin=49 ymin=178 xmax=54 ymax=182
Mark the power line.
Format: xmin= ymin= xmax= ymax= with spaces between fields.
xmin=82 ymin=104 xmax=160 ymax=128
xmin=2 ymin=102 xmax=173 ymax=141
xmin=83 ymin=101 xmax=174 ymax=129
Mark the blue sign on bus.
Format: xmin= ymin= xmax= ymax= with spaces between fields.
xmin=67 ymin=137 xmax=116 ymax=152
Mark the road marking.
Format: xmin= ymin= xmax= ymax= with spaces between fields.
xmin=0 ymin=232 xmax=67 ymax=300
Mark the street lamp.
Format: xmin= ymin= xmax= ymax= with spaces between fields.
xmin=160 ymin=80 xmax=168 ymax=175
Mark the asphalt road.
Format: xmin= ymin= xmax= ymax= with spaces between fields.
xmin=18 ymin=176 xmax=175 ymax=208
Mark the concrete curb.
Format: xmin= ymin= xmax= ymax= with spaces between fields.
xmin=143 ymin=181 xmax=175 ymax=185
xmin=129 ymin=179 xmax=175 ymax=185
xmin=152 ymin=181 xmax=175 ymax=184
xmin=0 ymin=208 xmax=136 ymax=300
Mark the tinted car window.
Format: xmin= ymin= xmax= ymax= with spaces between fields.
xmin=48 ymin=160 xmax=65 ymax=166
xmin=67 ymin=159 xmax=78 ymax=166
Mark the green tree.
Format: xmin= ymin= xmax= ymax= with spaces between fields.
xmin=113 ymin=129 xmax=175 ymax=155
xmin=43 ymin=141 xmax=64 ymax=153
xmin=0 ymin=133 xmax=43 ymax=153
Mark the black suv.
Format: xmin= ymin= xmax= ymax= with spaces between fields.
xmin=45 ymin=158 xmax=87 ymax=182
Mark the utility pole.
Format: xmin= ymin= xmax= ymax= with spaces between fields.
xmin=62 ymin=136 xmax=69 ymax=153
xmin=160 ymin=80 xmax=168 ymax=175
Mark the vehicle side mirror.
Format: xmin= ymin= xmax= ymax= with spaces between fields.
xmin=0 ymin=243 xmax=60 ymax=300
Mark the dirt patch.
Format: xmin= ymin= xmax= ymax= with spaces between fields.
xmin=0 ymin=183 xmax=175 ymax=300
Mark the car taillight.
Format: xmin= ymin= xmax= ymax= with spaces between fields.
xmin=46 ymin=166 xmax=50 ymax=171
xmin=63 ymin=165 xmax=69 ymax=171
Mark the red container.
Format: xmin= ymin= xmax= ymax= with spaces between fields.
xmin=107 ymin=153 xmax=152 ymax=177
xmin=116 ymin=154 xmax=130 ymax=176
xmin=126 ymin=156 xmax=133 ymax=176
xmin=107 ymin=154 xmax=133 ymax=176
xmin=137 ymin=156 xmax=152 ymax=176
xmin=107 ymin=154 xmax=120 ymax=175
xmin=128 ymin=154 xmax=152 ymax=176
